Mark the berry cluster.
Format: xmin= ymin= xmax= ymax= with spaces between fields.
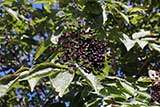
xmin=151 ymin=81 xmax=160 ymax=103
xmin=55 ymin=31 xmax=109 ymax=74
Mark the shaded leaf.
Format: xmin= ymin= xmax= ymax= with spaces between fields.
xmin=0 ymin=74 xmax=18 ymax=84
xmin=98 ymin=58 xmax=111 ymax=80
xmin=137 ymin=91 xmax=151 ymax=99
xmin=35 ymin=38 xmax=51 ymax=60
xmin=109 ymin=4 xmax=129 ymax=24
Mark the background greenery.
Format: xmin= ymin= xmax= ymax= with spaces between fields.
xmin=0 ymin=0 xmax=160 ymax=106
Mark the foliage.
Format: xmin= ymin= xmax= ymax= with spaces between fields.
xmin=0 ymin=0 xmax=160 ymax=106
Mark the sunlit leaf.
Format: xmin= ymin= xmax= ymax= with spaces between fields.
xmin=19 ymin=62 xmax=64 ymax=80
xmin=44 ymin=5 xmax=51 ymax=13
xmin=119 ymin=12 xmax=129 ymax=24
xmin=120 ymin=81 xmax=136 ymax=96
xmin=149 ymin=43 xmax=160 ymax=53
xmin=5 ymin=7 xmax=19 ymax=20
xmin=33 ymin=0 xmax=55 ymax=4
xmin=102 ymin=4 xmax=107 ymax=25
xmin=49 ymin=71 xmax=74 ymax=97
xmin=137 ymin=76 xmax=152 ymax=82
xmin=120 ymin=34 xmax=136 ymax=51
xmin=0 ymin=0 xmax=13 ymax=5
xmin=23 ymin=68 xmax=53 ymax=80
xmin=132 ymin=30 xmax=150 ymax=39
xmin=128 ymin=7 xmax=147 ymax=13
xmin=75 ymin=64 xmax=103 ymax=94
xmin=50 ymin=34 xmax=61 ymax=44
xmin=136 ymin=39 xmax=148 ymax=49
xmin=28 ymin=78 xmax=40 ymax=92
xmin=0 ymin=77 xmax=19 ymax=97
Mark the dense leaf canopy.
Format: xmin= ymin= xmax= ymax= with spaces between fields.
xmin=0 ymin=0 xmax=160 ymax=106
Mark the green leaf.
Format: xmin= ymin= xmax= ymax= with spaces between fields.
xmin=19 ymin=62 xmax=64 ymax=81
xmin=120 ymin=81 xmax=135 ymax=96
xmin=128 ymin=7 xmax=147 ymax=13
xmin=120 ymin=34 xmax=136 ymax=51
xmin=15 ymin=66 xmax=30 ymax=74
xmin=0 ymin=77 xmax=19 ymax=97
xmin=21 ymin=35 xmax=39 ymax=45
xmin=102 ymin=4 xmax=107 ymax=25
xmin=111 ymin=5 xmax=129 ymax=24
xmin=0 ymin=74 xmax=18 ymax=84
xmin=114 ymin=1 xmax=128 ymax=9
xmin=28 ymin=78 xmax=40 ymax=92
xmin=132 ymin=30 xmax=150 ymax=39
xmin=33 ymin=0 xmax=55 ymax=4
xmin=21 ymin=67 xmax=60 ymax=81
xmin=50 ymin=34 xmax=61 ymax=44
xmin=0 ymin=67 xmax=30 ymax=97
xmin=137 ymin=91 xmax=151 ymax=99
xmin=44 ymin=5 xmax=51 ymax=13
xmin=35 ymin=38 xmax=51 ymax=60
xmin=22 ymin=68 xmax=54 ymax=80
xmin=131 ymin=30 xmax=151 ymax=49
xmin=137 ymin=76 xmax=152 ymax=82
xmin=119 ymin=11 xmax=129 ymax=24
xmin=136 ymin=85 xmax=148 ymax=91
xmin=49 ymin=71 xmax=74 ymax=97
xmin=136 ymin=39 xmax=148 ymax=49
xmin=85 ymin=98 xmax=101 ymax=107
xmin=75 ymin=64 xmax=103 ymax=94
xmin=98 ymin=57 xmax=111 ymax=80
xmin=0 ymin=0 xmax=13 ymax=5
xmin=35 ymin=17 xmax=47 ymax=23
xmin=5 ymin=7 xmax=19 ymax=20
xmin=149 ymin=43 xmax=160 ymax=53
xmin=108 ymin=93 xmax=126 ymax=100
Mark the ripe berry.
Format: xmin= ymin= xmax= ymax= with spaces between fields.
xmin=55 ymin=30 xmax=109 ymax=74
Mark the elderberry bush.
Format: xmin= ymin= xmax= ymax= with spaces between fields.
xmin=55 ymin=31 xmax=109 ymax=74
